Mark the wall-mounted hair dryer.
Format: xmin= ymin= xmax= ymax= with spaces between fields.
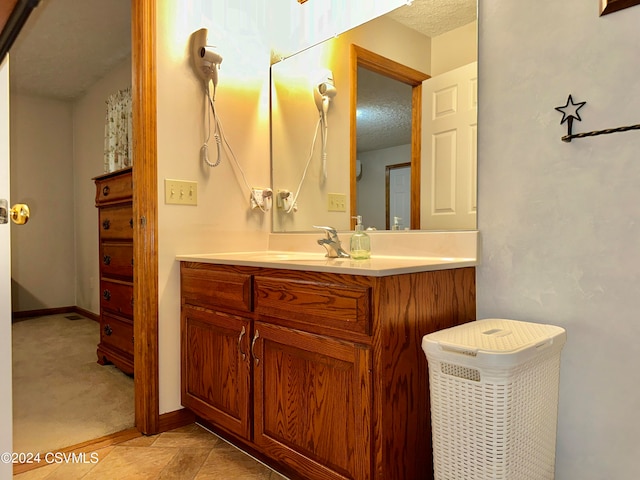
xmin=313 ymin=72 xmax=337 ymax=126
xmin=312 ymin=70 xmax=337 ymax=181
xmin=191 ymin=28 xmax=223 ymax=88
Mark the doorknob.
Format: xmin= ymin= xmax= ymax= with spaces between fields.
xmin=0 ymin=200 xmax=30 ymax=225
xmin=10 ymin=203 xmax=30 ymax=225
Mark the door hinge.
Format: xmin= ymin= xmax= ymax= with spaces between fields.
xmin=0 ymin=199 xmax=8 ymax=224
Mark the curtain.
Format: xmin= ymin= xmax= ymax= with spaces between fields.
xmin=104 ymin=87 xmax=133 ymax=173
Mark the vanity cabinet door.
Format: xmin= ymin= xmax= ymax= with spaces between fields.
xmin=252 ymin=322 xmax=372 ymax=480
xmin=181 ymin=305 xmax=251 ymax=440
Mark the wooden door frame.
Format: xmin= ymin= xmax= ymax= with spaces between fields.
xmin=132 ymin=0 xmax=159 ymax=435
xmin=349 ymin=45 xmax=429 ymax=230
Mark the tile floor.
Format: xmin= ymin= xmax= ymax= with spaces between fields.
xmin=14 ymin=424 xmax=289 ymax=479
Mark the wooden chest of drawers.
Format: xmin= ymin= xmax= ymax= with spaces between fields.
xmin=94 ymin=167 xmax=134 ymax=375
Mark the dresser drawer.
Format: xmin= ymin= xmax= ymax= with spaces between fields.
xmin=181 ymin=263 xmax=252 ymax=314
xmin=254 ymin=276 xmax=371 ymax=337
xmin=100 ymin=314 xmax=134 ymax=356
xmin=101 ymin=279 xmax=134 ymax=318
xmin=99 ymin=204 xmax=133 ymax=240
xmin=100 ymin=242 xmax=133 ymax=279
xmin=95 ymin=168 xmax=132 ymax=206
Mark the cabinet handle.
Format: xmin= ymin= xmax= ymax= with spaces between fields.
xmin=129 ymin=218 xmax=134 ymax=228
xmin=251 ymin=329 xmax=260 ymax=366
xmin=102 ymin=185 xmax=110 ymax=196
xmin=103 ymin=289 xmax=111 ymax=301
xmin=102 ymin=219 xmax=111 ymax=230
xmin=237 ymin=326 xmax=247 ymax=361
xmin=104 ymin=324 xmax=113 ymax=336
xmin=103 ymin=254 xmax=111 ymax=265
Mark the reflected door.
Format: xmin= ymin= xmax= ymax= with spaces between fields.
xmin=386 ymin=163 xmax=410 ymax=230
xmin=422 ymin=62 xmax=477 ymax=230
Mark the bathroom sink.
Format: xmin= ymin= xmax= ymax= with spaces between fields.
xmin=176 ymin=248 xmax=478 ymax=276
xmin=238 ymin=251 xmax=329 ymax=262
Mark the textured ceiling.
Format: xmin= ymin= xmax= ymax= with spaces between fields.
xmin=357 ymin=67 xmax=413 ymax=153
xmin=9 ymin=0 xmax=130 ymax=101
xmin=388 ymin=0 xmax=477 ymax=37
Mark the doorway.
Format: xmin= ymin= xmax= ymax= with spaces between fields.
xmin=7 ymin=0 xmax=158 ymax=449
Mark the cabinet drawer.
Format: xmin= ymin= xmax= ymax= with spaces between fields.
xmin=100 ymin=242 xmax=133 ymax=279
xmin=95 ymin=169 xmax=132 ymax=206
xmin=101 ymin=279 xmax=134 ymax=318
xmin=99 ymin=204 xmax=133 ymax=240
xmin=101 ymin=314 xmax=134 ymax=356
xmin=181 ymin=263 xmax=252 ymax=313
xmin=254 ymin=276 xmax=371 ymax=337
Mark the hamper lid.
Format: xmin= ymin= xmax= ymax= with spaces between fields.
xmin=424 ymin=318 xmax=566 ymax=355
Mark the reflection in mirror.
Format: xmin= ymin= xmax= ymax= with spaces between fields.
xmin=357 ymin=68 xmax=413 ymax=230
xmin=271 ymin=1 xmax=477 ymax=232
xmin=351 ymin=49 xmax=428 ymax=230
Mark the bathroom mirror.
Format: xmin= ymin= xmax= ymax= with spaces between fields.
xmin=271 ymin=1 xmax=477 ymax=232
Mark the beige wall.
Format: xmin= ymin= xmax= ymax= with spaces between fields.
xmin=10 ymin=94 xmax=75 ymax=311
xmin=431 ymin=21 xmax=477 ymax=77
xmin=156 ymin=0 xmax=272 ymax=412
xmin=72 ymin=57 xmax=131 ymax=314
xmin=9 ymin=56 xmax=130 ymax=314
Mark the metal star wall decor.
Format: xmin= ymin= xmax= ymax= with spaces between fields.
xmin=555 ymin=94 xmax=640 ymax=143
xmin=555 ymin=95 xmax=586 ymax=141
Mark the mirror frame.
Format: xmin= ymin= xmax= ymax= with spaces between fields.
xmin=349 ymin=44 xmax=429 ymax=229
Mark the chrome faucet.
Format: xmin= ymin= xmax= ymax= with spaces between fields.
xmin=313 ymin=225 xmax=351 ymax=258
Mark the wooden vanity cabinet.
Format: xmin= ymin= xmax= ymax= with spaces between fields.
xmin=180 ymin=261 xmax=476 ymax=480
xmin=181 ymin=305 xmax=251 ymax=438
xmin=181 ymin=265 xmax=253 ymax=439
xmin=94 ymin=167 xmax=134 ymax=375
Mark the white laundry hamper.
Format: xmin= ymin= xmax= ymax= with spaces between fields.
xmin=422 ymin=318 xmax=566 ymax=480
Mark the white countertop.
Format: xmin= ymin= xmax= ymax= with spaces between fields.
xmin=176 ymin=250 xmax=477 ymax=276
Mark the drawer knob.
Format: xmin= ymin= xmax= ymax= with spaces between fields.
xmin=104 ymin=324 xmax=113 ymax=336
xmin=103 ymin=254 xmax=111 ymax=265
xmin=102 ymin=185 xmax=110 ymax=196
xmin=103 ymin=289 xmax=111 ymax=301
xmin=102 ymin=219 xmax=111 ymax=230
xmin=129 ymin=218 xmax=134 ymax=228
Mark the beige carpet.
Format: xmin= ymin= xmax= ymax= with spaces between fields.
xmin=12 ymin=314 xmax=134 ymax=453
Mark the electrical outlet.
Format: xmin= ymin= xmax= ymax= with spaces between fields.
xmin=251 ymin=188 xmax=273 ymax=211
xmin=327 ymin=193 xmax=347 ymax=212
xmin=277 ymin=189 xmax=296 ymax=211
xmin=165 ymin=179 xmax=198 ymax=205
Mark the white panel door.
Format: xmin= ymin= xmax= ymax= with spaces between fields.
xmin=0 ymin=57 xmax=13 ymax=477
xmin=422 ymin=62 xmax=477 ymax=230
xmin=388 ymin=165 xmax=410 ymax=230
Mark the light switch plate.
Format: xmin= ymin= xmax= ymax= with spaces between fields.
xmin=165 ymin=179 xmax=198 ymax=205
xmin=327 ymin=193 xmax=346 ymax=212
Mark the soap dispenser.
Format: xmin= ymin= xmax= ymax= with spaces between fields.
xmin=350 ymin=215 xmax=371 ymax=260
